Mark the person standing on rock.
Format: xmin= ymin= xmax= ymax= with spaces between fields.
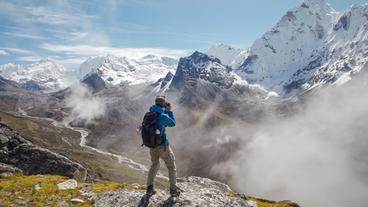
xmin=141 ymin=96 xmax=178 ymax=198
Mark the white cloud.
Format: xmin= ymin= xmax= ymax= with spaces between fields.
xmin=1 ymin=47 xmax=33 ymax=55
xmin=43 ymin=28 xmax=89 ymax=42
xmin=17 ymin=56 xmax=42 ymax=62
xmin=66 ymin=83 xmax=106 ymax=124
xmin=2 ymin=32 xmax=47 ymax=40
xmin=54 ymin=57 xmax=87 ymax=70
xmin=0 ymin=50 xmax=9 ymax=55
xmin=0 ymin=1 xmax=98 ymax=26
xmin=211 ymin=72 xmax=368 ymax=207
xmin=25 ymin=6 xmax=99 ymax=26
xmin=39 ymin=43 xmax=190 ymax=59
xmin=15 ymin=55 xmax=84 ymax=71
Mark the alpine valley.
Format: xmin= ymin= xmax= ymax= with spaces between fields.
xmin=0 ymin=0 xmax=368 ymax=207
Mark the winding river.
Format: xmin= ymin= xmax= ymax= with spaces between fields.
xmin=17 ymin=108 xmax=154 ymax=174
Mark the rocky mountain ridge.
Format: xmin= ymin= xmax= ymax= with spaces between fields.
xmin=170 ymin=51 xmax=247 ymax=91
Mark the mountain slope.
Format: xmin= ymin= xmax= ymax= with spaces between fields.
xmin=207 ymin=44 xmax=248 ymax=68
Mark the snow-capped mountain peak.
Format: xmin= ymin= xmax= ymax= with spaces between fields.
xmin=78 ymin=54 xmax=178 ymax=86
xmin=235 ymin=0 xmax=341 ymax=94
xmin=0 ymin=58 xmax=69 ymax=91
xmin=302 ymin=0 xmax=328 ymax=8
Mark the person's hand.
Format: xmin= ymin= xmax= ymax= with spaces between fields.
xmin=165 ymin=103 xmax=172 ymax=111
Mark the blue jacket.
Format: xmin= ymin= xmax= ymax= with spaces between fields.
xmin=149 ymin=104 xmax=176 ymax=146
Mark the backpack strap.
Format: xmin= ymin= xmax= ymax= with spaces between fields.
xmin=156 ymin=112 xmax=167 ymax=150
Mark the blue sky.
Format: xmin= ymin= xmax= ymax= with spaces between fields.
xmin=0 ymin=0 xmax=366 ymax=69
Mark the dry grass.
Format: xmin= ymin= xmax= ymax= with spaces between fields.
xmin=228 ymin=191 xmax=299 ymax=207
xmin=0 ymin=174 xmax=89 ymax=207
xmin=0 ymin=173 xmax=148 ymax=207
xmin=248 ymin=197 xmax=299 ymax=207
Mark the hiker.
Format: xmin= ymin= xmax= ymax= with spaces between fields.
xmin=141 ymin=96 xmax=178 ymax=198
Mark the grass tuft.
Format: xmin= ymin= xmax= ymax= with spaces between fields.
xmin=0 ymin=173 xmax=147 ymax=207
xmin=248 ymin=197 xmax=299 ymax=207
xmin=0 ymin=173 xmax=90 ymax=207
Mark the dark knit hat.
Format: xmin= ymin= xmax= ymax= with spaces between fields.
xmin=155 ymin=96 xmax=166 ymax=106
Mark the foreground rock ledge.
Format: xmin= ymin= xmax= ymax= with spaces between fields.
xmin=0 ymin=173 xmax=299 ymax=207
xmin=95 ymin=176 xmax=300 ymax=207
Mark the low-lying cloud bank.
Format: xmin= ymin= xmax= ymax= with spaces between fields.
xmin=66 ymin=83 xmax=106 ymax=124
xmin=213 ymin=72 xmax=368 ymax=207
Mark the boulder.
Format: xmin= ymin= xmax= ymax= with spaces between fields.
xmin=70 ymin=198 xmax=85 ymax=203
xmin=57 ymin=179 xmax=78 ymax=190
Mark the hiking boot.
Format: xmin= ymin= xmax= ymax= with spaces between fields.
xmin=146 ymin=185 xmax=156 ymax=196
xmin=170 ymin=187 xmax=180 ymax=197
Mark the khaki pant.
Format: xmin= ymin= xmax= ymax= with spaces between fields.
xmin=147 ymin=146 xmax=177 ymax=190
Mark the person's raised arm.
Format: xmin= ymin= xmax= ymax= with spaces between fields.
xmin=163 ymin=103 xmax=175 ymax=127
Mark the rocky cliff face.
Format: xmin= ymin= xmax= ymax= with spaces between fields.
xmin=0 ymin=122 xmax=87 ymax=180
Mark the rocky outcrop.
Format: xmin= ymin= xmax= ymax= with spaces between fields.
xmin=0 ymin=123 xmax=87 ymax=180
xmin=0 ymin=173 xmax=300 ymax=207
xmin=82 ymin=73 xmax=106 ymax=93
xmin=0 ymin=162 xmax=22 ymax=174
xmin=95 ymin=177 xmax=260 ymax=207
